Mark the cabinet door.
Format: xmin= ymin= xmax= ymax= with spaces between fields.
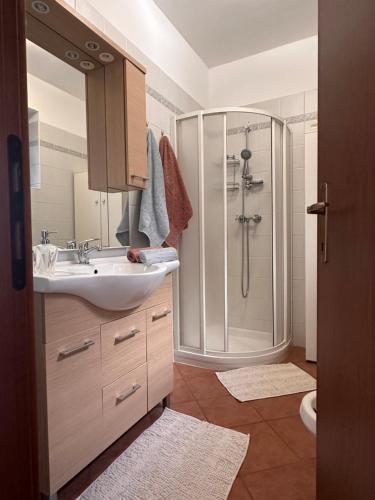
xmin=146 ymin=301 xmax=174 ymax=410
xmin=45 ymin=328 xmax=102 ymax=492
xmin=105 ymin=59 xmax=126 ymax=190
xmin=86 ymin=67 xmax=107 ymax=192
xmin=124 ymin=60 xmax=148 ymax=189
xmin=74 ymin=171 xmax=101 ymax=244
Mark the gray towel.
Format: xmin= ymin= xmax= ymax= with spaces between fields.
xmin=139 ymin=129 xmax=170 ymax=246
xmin=116 ymin=129 xmax=169 ymax=246
xmin=138 ymin=247 xmax=178 ymax=266
xmin=116 ymin=199 xmax=130 ymax=246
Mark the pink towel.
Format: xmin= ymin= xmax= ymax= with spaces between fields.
xmin=127 ymin=247 xmax=161 ymax=263
xmin=159 ymin=135 xmax=193 ymax=248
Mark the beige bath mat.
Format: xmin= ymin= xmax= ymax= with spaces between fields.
xmin=216 ymin=363 xmax=316 ymax=402
xmin=78 ymin=408 xmax=249 ymax=500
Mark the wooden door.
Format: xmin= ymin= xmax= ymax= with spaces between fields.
xmin=317 ymin=1 xmax=375 ymax=498
xmin=0 ymin=1 xmax=39 ymax=498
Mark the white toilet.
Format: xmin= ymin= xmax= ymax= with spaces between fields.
xmin=300 ymin=391 xmax=317 ymax=435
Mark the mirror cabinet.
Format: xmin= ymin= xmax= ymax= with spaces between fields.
xmin=26 ymin=0 xmax=147 ymax=194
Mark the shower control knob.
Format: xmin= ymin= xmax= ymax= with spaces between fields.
xmin=252 ymin=214 xmax=262 ymax=223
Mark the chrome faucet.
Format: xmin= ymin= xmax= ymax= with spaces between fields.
xmin=78 ymin=239 xmax=101 ymax=264
xmin=40 ymin=229 xmax=57 ymax=244
xmin=66 ymin=240 xmax=77 ymax=249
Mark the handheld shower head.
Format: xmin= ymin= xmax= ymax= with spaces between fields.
xmin=240 ymin=148 xmax=252 ymax=161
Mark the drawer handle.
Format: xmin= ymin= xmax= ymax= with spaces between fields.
xmin=58 ymin=339 xmax=95 ymax=359
xmin=131 ymin=174 xmax=149 ymax=181
xmin=116 ymin=383 xmax=141 ymax=404
xmin=114 ymin=328 xmax=140 ymax=344
xmin=152 ymin=309 xmax=172 ymax=321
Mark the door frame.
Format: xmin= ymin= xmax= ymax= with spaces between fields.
xmin=0 ymin=1 xmax=39 ymax=497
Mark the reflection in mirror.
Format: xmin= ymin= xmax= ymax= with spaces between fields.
xmin=26 ymin=40 xmax=126 ymax=250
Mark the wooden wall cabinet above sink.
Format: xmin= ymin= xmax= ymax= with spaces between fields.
xmin=87 ymin=59 xmax=148 ymax=192
xmin=26 ymin=0 xmax=148 ymax=193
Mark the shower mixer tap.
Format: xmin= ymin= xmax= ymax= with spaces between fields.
xmin=235 ymin=214 xmax=262 ymax=224
xmin=244 ymin=177 xmax=264 ymax=189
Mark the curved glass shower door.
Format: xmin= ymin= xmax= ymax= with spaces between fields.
xmin=175 ymin=108 xmax=291 ymax=363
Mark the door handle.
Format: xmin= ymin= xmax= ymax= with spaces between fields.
xmin=114 ymin=328 xmax=140 ymax=344
xmin=116 ymin=383 xmax=141 ymax=404
xmin=307 ymin=182 xmax=329 ymax=263
xmin=152 ymin=309 xmax=172 ymax=321
xmin=58 ymin=339 xmax=95 ymax=359
xmin=306 ymin=201 xmax=328 ymax=215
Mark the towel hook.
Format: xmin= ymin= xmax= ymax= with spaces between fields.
xmin=161 ymin=129 xmax=164 ymax=137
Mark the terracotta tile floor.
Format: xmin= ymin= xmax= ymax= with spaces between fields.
xmin=59 ymin=346 xmax=316 ymax=500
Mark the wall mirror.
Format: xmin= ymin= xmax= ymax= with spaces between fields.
xmin=27 ymin=40 xmax=125 ymax=248
xmin=25 ymin=0 xmax=147 ymax=249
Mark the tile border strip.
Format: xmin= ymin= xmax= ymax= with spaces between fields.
xmin=37 ymin=110 xmax=317 ymax=154
xmin=39 ymin=140 xmax=88 ymax=160
xmin=227 ymin=111 xmax=318 ymax=136
xmin=146 ymin=84 xmax=184 ymax=116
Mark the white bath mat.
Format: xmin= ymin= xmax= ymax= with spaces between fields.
xmin=216 ymin=363 xmax=316 ymax=402
xmin=78 ymin=408 xmax=249 ymax=500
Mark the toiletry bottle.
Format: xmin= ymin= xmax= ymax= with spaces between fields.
xmin=34 ymin=229 xmax=59 ymax=275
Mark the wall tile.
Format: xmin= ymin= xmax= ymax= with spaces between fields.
xmin=280 ymin=92 xmax=305 ymax=118
xmin=249 ymin=97 xmax=281 ymax=117
xmin=305 ymin=89 xmax=318 ymax=114
xmin=293 ymin=214 xmax=305 ymax=235
xmin=104 ymin=19 xmax=128 ymax=51
xmin=293 ymin=167 xmax=304 ymax=191
xmin=292 ymin=322 xmax=306 ymax=347
xmin=292 ymin=278 xmax=305 ymax=301
xmin=75 ymin=0 xmax=106 ymax=31
xmin=292 ymin=145 xmax=305 ymax=168
xmin=292 ymin=258 xmax=305 ymax=280
xmin=292 ymin=235 xmax=305 ymax=258
xmin=292 ymin=190 xmax=305 ymax=213
xmin=288 ymin=122 xmax=305 ymax=146
xmin=292 ymin=298 xmax=305 ymax=325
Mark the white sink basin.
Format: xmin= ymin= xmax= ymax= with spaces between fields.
xmin=33 ymin=257 xmax=179 ymax=311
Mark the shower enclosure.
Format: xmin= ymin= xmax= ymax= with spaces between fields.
xmin=173 ymin=108 xmax=291 ymax=369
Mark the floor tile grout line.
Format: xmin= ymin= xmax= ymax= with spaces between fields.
xmin=231 ymin=420 xmax=302 ymax=467
xmin=241 ymin=455 xmax=306 ymax=482
xmin=266 ymin=417 xmax=314 ymax=461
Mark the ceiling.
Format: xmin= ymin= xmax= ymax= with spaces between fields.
xmin=154 ymin=0 xmax=317 ymax=67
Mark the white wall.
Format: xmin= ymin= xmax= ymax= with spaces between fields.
xmin=83 ymin=0 xmax=209 ymax=107
xmin=27 ymin=74 xmax=87 ymax=137
xmin=209 ymin=36 xmax=318 ymax=107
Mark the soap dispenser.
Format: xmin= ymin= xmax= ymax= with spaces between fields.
xmin=34 ymin=229 xmax=59 ymax=275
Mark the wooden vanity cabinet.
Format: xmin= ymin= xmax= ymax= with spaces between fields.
xmin=34 ymin=275 xmax=173 ymax=496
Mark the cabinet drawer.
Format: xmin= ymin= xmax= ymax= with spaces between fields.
xmin=102 ymin=364 xmax=147 ymax=446
xmin=45 ymin=328 xmax=102 ymax=491
xmin=101 ymin=311 xmax=146 ymax=385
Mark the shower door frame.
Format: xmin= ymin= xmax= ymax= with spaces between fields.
xmin=172 ymin=107 xmax=291 ymax=364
